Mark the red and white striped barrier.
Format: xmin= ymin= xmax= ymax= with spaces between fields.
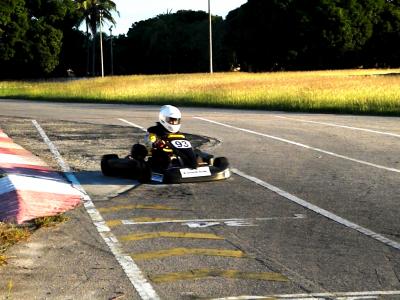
xmin=0 ymin=129 xmax=82 ymax=224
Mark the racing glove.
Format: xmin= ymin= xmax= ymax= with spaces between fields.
xmin=153 ymin=139 xmax=166 ymax=148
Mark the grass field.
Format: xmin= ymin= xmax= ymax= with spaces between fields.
xmin=1 ymin=69 xmax=399 ymax=115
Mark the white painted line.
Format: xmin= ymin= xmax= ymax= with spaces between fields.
xmin=232 ymin=168 xmax=400 ymax=251
xmin=194 ymin=117 xmax=400 ymax=174
xmin=210 ymin=290 xmax=400 ymax=300
xmin=32 ymin=120 xmax=160 ymax=300
xmin=121 ymin=215 xmax=306 ymax=226
xmin=275 ymin=115 xmax=400 ymax=138
xmin=118 ymin=118 xmax=147 ymax=132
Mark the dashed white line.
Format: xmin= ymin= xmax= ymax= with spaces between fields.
xmin=32 ymin=120 xmax=160 ymax=300
xmin=194 ymin=117 xmax=400 ymax=174
xmin=232 ymin=168 xmax=400 ymax=251
xmin=274 ymin=115 xmax=400 ymax=138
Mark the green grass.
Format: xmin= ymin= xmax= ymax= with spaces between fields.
xmin=1 ymin=69 xmax=400 ymax=115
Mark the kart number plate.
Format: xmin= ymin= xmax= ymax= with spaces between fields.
xmin=180 ymin=166 xmax=211 ymax=178
xmin=171 ymin=140 xmax=192 ymax=149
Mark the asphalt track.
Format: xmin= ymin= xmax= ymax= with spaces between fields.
xmin=0 ymin=99 xmax=399 ymax=299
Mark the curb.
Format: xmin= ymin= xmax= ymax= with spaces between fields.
xmin=0 ymin=129 xmax=83 ymax=224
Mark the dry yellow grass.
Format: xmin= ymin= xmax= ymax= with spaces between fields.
xmin=1 ymin=69 xmax=399 ymax=115
xmin=0 ymin=215 xmax=68 ymax=266
xmin=0 ymin=223 xmax=30 ymax=266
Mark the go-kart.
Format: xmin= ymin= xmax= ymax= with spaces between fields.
xmin=100 ymin=133 xmax=231 ymax=184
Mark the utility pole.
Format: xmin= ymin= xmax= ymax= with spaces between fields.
xmin=109 ymin=26 xmax=114 ymax=75
xmin=208 ymin=0 xmax=213 ymax=74
xmin=99 ymin=10 xmax=104 ymax=77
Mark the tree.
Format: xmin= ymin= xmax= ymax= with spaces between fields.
xmin=1 ymin=0 xmax=71 ymax=77
xmin=225 ymin=0 xmax=297 ymax=71
xmin=362 ymin=0 xmax=400 ymax=67
xmin=0 ymin=0 xmax=29 ymax=62
xmin=0 ymin=0 xmax=30 ymax=78
xmin=225 ymin=0 xmax=391 ymax=70
xmin=121 ymin=10 xmax=227 ymax=74
xmin=27 ymin=18 xmax=63 ymax=73
xmin=52 ymin=0 xmax=87 ymax=76
xmin=76 ymin=0 xmax=118 ymax=75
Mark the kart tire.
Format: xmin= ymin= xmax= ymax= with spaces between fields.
xmin=131 ymin=144 xmax=148 ymax=161
xmin=101 ymin=154 xmax=119 ymax=176
xmin=213 ymin=157 xmax=229 ymax=169
xmin=137 ymin=162 xmax=152 ymax=183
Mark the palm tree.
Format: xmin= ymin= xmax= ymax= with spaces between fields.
xmin=76 ymin=0 xmax=118 ymax=76
xmin=76 ymin=0 xmax=91 ymax=75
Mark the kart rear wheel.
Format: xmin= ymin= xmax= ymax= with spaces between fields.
xmin=213 ymin=157 xmax=229 ymax=169
xmin=101 ymin=154 xmax=119 ymax=176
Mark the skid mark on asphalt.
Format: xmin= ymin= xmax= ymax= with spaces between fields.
xmin=149 ymin=269 xmax=289 ymax=283
xmin=97 ymin=203 xmax=181 ymax=213
xmin=26 ymin=118 xmax=299 ymax=298
xmin=131 ymin=247 xmax=247 ymax=260
xmin=64 ymin=118 xmax=299 ymax=295
xmin=119 ymin=231 xmax=224 ymax=242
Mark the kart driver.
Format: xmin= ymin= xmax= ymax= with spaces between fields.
xmin=144 ymin=105 xmax=183 ymax=169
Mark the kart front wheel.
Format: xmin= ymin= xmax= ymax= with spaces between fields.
xmin=101 ymin=154 xmax=119 ymax=176
xmin=213 ymin=157 xmax=229 ymax=169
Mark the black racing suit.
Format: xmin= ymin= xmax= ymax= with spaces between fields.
xmin=145 ymin=122 xmax=179 ymax=170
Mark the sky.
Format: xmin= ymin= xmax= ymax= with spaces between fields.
xmin=107 ymin=0 xmax=248 ymax=35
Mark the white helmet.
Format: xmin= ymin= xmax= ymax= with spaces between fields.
xmin=159 ymin=105 xmax=181 ymax=133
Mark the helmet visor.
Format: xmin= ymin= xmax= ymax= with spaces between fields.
xmin=166 ymin=117 xmax=180 ymax=125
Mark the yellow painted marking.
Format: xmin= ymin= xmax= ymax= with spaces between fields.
xmin=131 ymin=247 xmax=247 ymax=260
xmin=106 ymin=217 xmax=174 ymax=228
xmin=98 ymin=204 xmax=177 ymax=213
xmin=105 ymin=220 xmax=122 ymax=227
xmin=119 ymin=232 xmax=224 ymax=242
xmin=149 ymin=269 xmax=289 ymax=283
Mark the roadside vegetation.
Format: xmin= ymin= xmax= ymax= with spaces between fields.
xmin=0 ymin=223 xmax=30 ymax=266
xmin=0 ymin=215 xmax=68 ymax=266
xmin=2 ymin=1 xmax=400 ymax=78
xmin=1 ymin=69 xmax=399 ymax=116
